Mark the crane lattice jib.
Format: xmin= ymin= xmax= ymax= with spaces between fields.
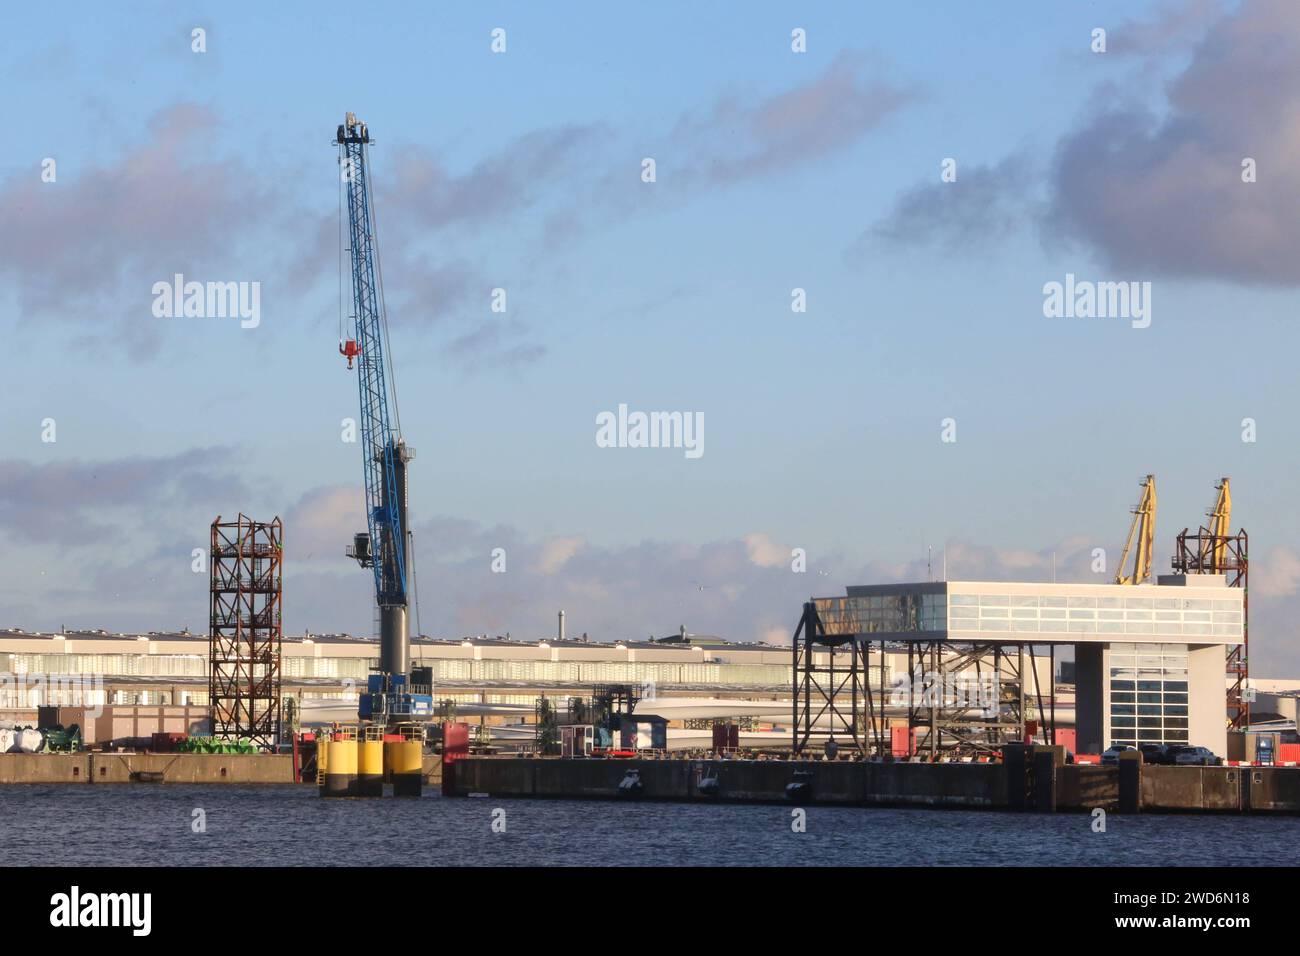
xmin=339 ymin=120 xmax=406 ymax=607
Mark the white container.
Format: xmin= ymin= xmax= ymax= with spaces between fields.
xmin=15 ymin=729 xmax=42 ymax=753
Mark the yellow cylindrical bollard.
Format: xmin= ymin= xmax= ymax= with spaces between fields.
xmin=358 ymin=738 xmax=384 ymax=797
xmin=383 ymin=741 xmax=400 ymax=785
xmin=323 ymin=736 xmax=358 ymax=797
xmin=389 ymin=740 xmax=423 ymax=797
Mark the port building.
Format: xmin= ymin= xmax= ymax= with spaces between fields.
xmin=809 ymin=574 xmax=1243 ymax=756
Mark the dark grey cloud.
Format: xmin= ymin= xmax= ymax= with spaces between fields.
xmin=862 ymin=2 xmax=1300 ymax=286
xmin=10 ymin=54 xmax=912 ymax=366
xmin=1049 ymin=0 xmax=1300 ymax=283
xmin=862 ymin=155 xmax=1037 ymax=254
xmin=0 ymin=103 xmax=303 ymax=360
xmin=0 ymin=447 xmax=247 ymax=545
xmin=0 ymin=105 xmax=251 ymax=315
xmin=445 ymin=322 xmax=546 ymax=369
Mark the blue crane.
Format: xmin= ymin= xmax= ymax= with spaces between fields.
xmin=336 ymin=112 xmax=431 ymax=724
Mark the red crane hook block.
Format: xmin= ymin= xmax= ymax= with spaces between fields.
xmin=339 ymin=338 xmax=361 ymax=369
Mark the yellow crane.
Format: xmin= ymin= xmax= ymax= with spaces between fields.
xmin=1115 ymin=475 xmax=1156 ymax=585
xmin=1206 ymin=478 xmax=1231 ymax=570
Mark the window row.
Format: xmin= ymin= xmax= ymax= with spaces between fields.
xmin=954 ymin=594 xmax=1240 ymax=611
xmin=952 ymin=606 xmax=1238 ymax=624
xmin=1110 ymin=680 xmax=1188 ymax=692
xmin=950 ymin=618 xmax=1236 ymax=636
xmin=1111 ymin=729 xmax=1190 ymax=744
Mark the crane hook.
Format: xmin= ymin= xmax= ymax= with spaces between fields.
xmin=339 ymin=338 xmax=361 ymax=370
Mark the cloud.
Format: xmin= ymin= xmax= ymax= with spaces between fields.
xmin=862 ymin=155 xmax=1038 ymax=253
xmin=1252 ymin=546 xmax=1300 ymax=599
xmin=0 ymin=104 xmax=281 ymax=354
xmin=444 ymin=319 xmax=547 ymax=369
xmin=9 ymin=497 xmax=1300 ymax=678
xmin=383 ymin=125 xmax=610 ymax=233
xmin=862 ymin=2 xmax=1300 ymax=287
xmin=284 ymin=485 xmax=364 ymax=561
xmin=10 ymin=57 xmax=910 ymax=366
xmin=670 ymin=51 xmax=914 ymax=188
xmin=536 ymin=51 xmax=915 ymax=250
xmin=324 ymin=128 xmax=583 ymax=367
xmin=0 ymin=447 xmax=247 ymax=545
xmin=204 ymin=496 xmax=829 ymax=641
xmin=743 ymin=532 xmax=789 ymax=569
xmin=856 ymin=537 xmax=1104 ymax=587
xmin=533 ymin=536 xmax=586 ymax=575
xmin=1049 ymin=0 xmax=1300 ymax=284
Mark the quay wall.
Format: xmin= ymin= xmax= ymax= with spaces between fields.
xmin=446 ymin=756 xmax=1300 ymax=814
xmin=0 ymin=752 xmax=443 ymax=786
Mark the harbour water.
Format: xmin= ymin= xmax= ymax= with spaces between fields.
xmin=1 ymin=785 xmax=1295 ymax=866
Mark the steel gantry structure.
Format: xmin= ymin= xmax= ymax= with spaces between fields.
xmin=792 ymin=598 xmax=1043 ymax=759
xmin=209 ymin=514 xmax=283 ymax=747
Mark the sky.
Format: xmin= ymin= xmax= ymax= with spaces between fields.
xmin=4 ymin=0 xmax=1300 ymax=674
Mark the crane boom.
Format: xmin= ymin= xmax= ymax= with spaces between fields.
xmin=1207 ymin=477 xmax=1231 ymax=570
xmin=337 ymin=113 xmax=424 ymax=719
xmin=1115 ymin=474 xmax=1156 ymax=585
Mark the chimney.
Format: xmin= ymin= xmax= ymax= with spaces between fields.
xmin=558 ymin=609 xmax=566 ymax=642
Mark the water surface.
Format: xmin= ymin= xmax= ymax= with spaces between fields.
xmin=1 ymin=785 xmax=1293 ymax=866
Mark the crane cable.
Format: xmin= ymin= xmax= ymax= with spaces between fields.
xmin=409 ymin=529 xmax=423 ymax=639
xmin=363 ymin=141 xmax=403 ymax=440
xmin=337 ymin=146 xmax=345 ymax=345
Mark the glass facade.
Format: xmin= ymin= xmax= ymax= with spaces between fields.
xmin=3 ymin=653 xmax=208 ymax=677
xmin=1107 ymin=643 xmax=1189 ymax=746
xmin=814 ymin=593 xmax=945 ymax=634
xmin=948 ymin=591 xmax=1242 ymax=639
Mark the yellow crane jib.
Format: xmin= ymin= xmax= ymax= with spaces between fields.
xmin=1207 ymin=477 xmax=1231 ymax=571
xmin=1115 ymin=474 xmax=1156 ymax=585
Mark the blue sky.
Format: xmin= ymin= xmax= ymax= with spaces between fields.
xmin=6 ymin=1 xmax=1300 ymax=673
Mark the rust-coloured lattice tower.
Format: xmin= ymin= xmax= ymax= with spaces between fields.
xmin=210 ymin=514 xmax=283 ymax=747
xmin=1171 ymin=527 xmax=1248 ymax=730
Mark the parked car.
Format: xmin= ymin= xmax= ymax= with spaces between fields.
xmin=1139 ymin=744 xmax=1171 ymax=765
xmin=1101 ymin=745 xmax=1137 ymax=765
xmin=1168 ymin=745 xmax=1222 ymax=766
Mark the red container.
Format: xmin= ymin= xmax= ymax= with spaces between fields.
xmin=442 ymin=722 xmax=470 ymax=763
xmin=891 ymin=726 xmax=916 ymax=757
